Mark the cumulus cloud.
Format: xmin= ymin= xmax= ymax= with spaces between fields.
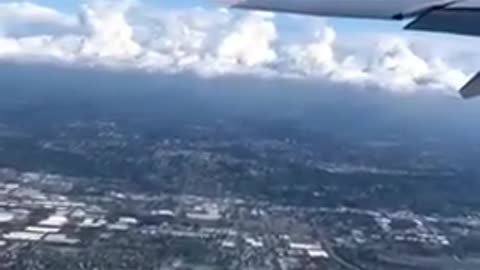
xmin=283 ymin=26 xmax=338 ymax=76
xmin=217 ymin=12 xmax=277 ymax=66
xmin=0 ymin=2 xmax=78 ymax=36
xmin=0 ymin=2 xmax=75 ymax=25
xmin=0 ymin=0 xmax=475 ymax=96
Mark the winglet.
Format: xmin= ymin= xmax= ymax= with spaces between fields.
xmin=460 ymin=72 xmax=480 ymax=99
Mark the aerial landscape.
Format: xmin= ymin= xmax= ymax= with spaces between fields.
xmin=0 ymin=63 xmax=479 ymax=270
xmin=1 ymin=0 xmax=480 ymax=269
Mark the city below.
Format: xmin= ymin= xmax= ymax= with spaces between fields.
xmin=0 ymin=68 xmax=479 ymax=270
xmin=0 ymin=118 xmax=479 ymax=270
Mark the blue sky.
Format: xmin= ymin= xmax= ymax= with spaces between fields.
xmin=31 ymin=0 xmax=404 ymax=33
xmin=30 ymin=0 xmax=220 ymax=11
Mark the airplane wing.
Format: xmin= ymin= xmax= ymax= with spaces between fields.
xmin=228 ymin=0 xmax=480 ymax=99
xmin=230 ymin=0 xmax=480 ymax=36
xmin=459 ymin=72 xmax=480 ymax=99
xmin=230 ymin=0 xmax=450 ymax=19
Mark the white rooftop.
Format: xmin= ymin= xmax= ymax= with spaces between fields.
xmin=79 ymin=217 xmax=106 ymax=228
xmin=26 ymin=226 xmax=61 ymax=234
xmin=119 ymin=217 xmax=139 ymax=225
xmin=151 ymin=209 xmax=175 ymax=216
xmin=289 ymin=243 xmax=323 ymax=250
xmin=244 ymin=237 xmax=263 ymax=248
xmin=307 ymin=249 xmax=329 ymax=258
xmin=44 ymin=234 xmax=79 ymax=245
xmin=289 ymin=242 xmax=329 ymax=258
xmin=71 ymin=209 xmax=87 ymax=218
xmin=4 ymin=231 xmax=44 ymax=241
xmin=186 ymin=212 xmax=221 ymax=221
xmin=221 ymin=240 xmax=236 ymax=248
xmin=0 ymin=212 xmax=14 ymax=223
xmin=107 ymin=223 xmax=129 ymax=231
xmin=39 ymin=215 xmax=68 ymax=227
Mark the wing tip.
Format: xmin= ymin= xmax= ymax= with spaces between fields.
xmin=459 ymin=72 xmax=480 ymax=99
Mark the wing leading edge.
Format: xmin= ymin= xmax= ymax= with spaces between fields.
xmin=228 ymin=0 xmax=480 ymax=99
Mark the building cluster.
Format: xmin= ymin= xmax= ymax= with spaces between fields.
xmin=0 ymin=168 xmax=332 ymax=269
xmin=0 ymin=166 xmax=480 ymax=270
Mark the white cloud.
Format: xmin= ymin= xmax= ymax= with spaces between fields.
xmin=0 ymin=2 xmax=78 ymax=36
xmin=79 ymin=0 xmax=141 ymax=58
xmin=217 ymin=12 xmax=277 ymax=67
xmin=0 ymin=2 xmax=75 ymax=25
xmin=366 ymin=37 xmax=469 ymax=93
xmin=283 ymin=26 xmax=337 ymax=76
xmin=0 ymin=0 xmax=474 ymax=97
xmin=0 ymin=35 xmax=76 ymax=60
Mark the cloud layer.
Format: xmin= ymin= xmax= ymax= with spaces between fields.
xmin=0 ymin=0 xmax=477 ymax=96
